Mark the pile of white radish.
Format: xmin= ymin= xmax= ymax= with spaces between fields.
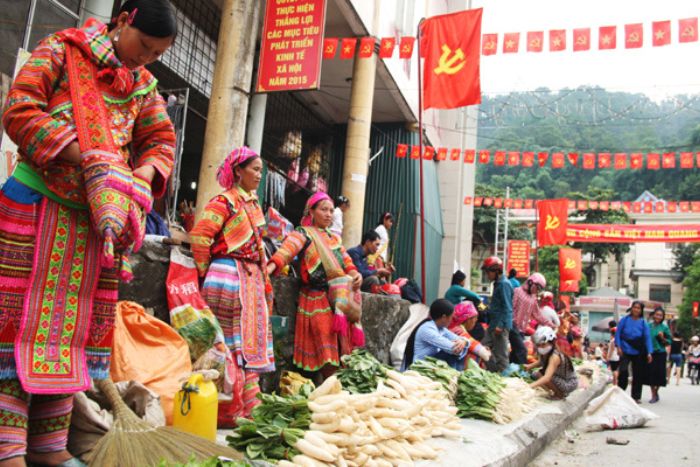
xmin=492 ymin=377 xmax=543 ymax=425
xmin=278 ymin=369 xmax=463 ymax=467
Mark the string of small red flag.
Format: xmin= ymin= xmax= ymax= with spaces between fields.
xmin=465 ymin=197 xmax=700 ymax=214
xmin=395 ymin=144 xmax=700 ymax=170
xmin=321 ymin=17 xmax=697 ymax=60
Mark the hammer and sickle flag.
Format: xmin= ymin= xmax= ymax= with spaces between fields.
xmin=420 ymin=8 xmax=482 ymax=110
xmin=559 ymin=248 xmax=582 ymax=293
xmin=537 ymin=199 xmax=569 ymax=246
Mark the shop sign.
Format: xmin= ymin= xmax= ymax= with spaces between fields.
xmin=507 ymin=240 xmax=530 ymax=278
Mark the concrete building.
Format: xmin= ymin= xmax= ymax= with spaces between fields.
xmin=0 ymin=0 xmax=480 ymax=302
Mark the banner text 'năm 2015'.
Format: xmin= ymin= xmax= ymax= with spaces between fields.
xmin=256 ymin=0 xmax=326 ymax=92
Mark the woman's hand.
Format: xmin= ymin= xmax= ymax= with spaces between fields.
xmin=350 ymin=271 xmax=362 ymax=290
xmin=59 ymin=142 xmax=81 ymax=165
xmin=266 ymin=263 xmax=277 ymax=276
xmin=647 ymin=354 xmax=653 ymax=364
xmin=133 ymin=165 xmax=156 ymax=183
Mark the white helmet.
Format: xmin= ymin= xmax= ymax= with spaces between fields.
xmin=691 ymin=336 xmax=700 ymax=343
xmin=533 ymin=326 xmax=557 ymax=344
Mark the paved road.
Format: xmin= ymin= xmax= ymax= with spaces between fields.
xmin=530 ymin=376 xmax=700 ymax=466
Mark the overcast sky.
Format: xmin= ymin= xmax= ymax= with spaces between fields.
xmin=470 ymin=0 xmax=700 ymax=100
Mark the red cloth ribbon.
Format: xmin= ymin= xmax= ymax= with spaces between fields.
xmin=97 ymin=66 xmax=135 ymax=94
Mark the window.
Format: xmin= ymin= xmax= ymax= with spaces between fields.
xmin=649 ymin=284 xmax=671 ymax=303
xmin=27 ymin=0 xmax=80 ymax=51
xmin=0 ymin=0 xmax=31 ymax=76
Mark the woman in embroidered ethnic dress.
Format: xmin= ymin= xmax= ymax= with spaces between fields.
xmin=267 ymin=193 xmax=362 ymax=379
xmin=0 ymin=1 xmax=176 ymax=465
xmin=189 ymin=147 xmax=274 ymax=417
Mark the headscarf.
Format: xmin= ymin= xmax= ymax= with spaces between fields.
xmin=216 ymin=146 xmax=259 ymax=189
xmin=300 ymin=191 xmax=332 ymax=227
xmin=540 ymin=292 xmax=555 ymax=309
xmin=450 ymin=301 xmax=478 ymax=327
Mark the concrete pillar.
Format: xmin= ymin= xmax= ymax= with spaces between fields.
xmin=246 ymin=93 xmax=268 ymax=155
xmin=80 ymin=0 xmax=113 ymax=24
xmin=195 ymin=0 xmax=261 ymax=216
xmin=341 ymin=2 xmax=380 ymax=247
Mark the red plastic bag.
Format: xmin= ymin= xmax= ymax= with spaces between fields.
xmin=216 ymin=352 xmax=245 ymax=428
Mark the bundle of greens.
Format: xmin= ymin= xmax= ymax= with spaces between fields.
xmin=409 ymin=357 xmax=460 ymax=396
xmin=336 ymin=349 xmax=389 ymax=394
xmin=455 ymin=365 xmax=506 ymax=421
xmin=226 ymin=385 xmax=312 ymax=461
xmin=456 ymin=365 xmax=542 ymax=424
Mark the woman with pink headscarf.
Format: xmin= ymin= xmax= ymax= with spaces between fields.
xmin=448 ymin=302 xmax=492 ymax=367
xmin=190 ymin=147 xmax=273 ymax=416
xmin=268 ymin=192 xmax=362 ymax=380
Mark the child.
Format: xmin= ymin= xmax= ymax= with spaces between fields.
xmin=0 ymin=1 xmax=177 ymax=464
xmin=526 ymin=326 xmax=579 ymax=399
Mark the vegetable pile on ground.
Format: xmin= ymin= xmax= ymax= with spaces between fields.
xmin=158 ymin=457 xmax=250 ymax=467
xmin=456 ymin=365 xmax=541 ymax=424
xmin=335 ymin=349 xmax=389 ymax=394
xmin=226 ymin=385 xmax=312 ymax=461
xmin=278 ymin=370 xmax=462 ymax=467
xmin=409 ymin=357 xmax=460 ymax=398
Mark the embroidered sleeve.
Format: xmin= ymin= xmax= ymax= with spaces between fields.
xmin=270 ymin=230 xmax=306 ymax=272
xmin=189 ymin=195 xmax=229 ymax=276
xmin=1 ymin=35 xmax=76 ymax=167
xmin=339 ymin=245 xmax=358 ymax=274
xmin=132 ymin=87 xmax=175 ymax=198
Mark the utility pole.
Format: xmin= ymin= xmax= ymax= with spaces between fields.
xmin=503 ymin=186 xmax=510 ymax=271
xmin=195 ymin=0 xmax=262 ymax=216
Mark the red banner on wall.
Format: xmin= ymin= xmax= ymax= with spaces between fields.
xmin=507 ymin=240 xmax=531 ymax=278
xmin=566 ymin=224 xmax=700 ymax=243
xmin=256 ymin=0 xmax=326 ymax=92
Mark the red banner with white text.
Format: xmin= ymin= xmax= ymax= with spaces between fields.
xmin=257 ymin=0 xmax=326 ymax=92
xmin=566 ymin=224 xmax=700 ymax=243
xmin=507 ymin=240 xmax=531 ymax=278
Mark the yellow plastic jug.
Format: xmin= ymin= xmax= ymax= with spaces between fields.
xmin=173 ymin=372 xmax=218 ymax=441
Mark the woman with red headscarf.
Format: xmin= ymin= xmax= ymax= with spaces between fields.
xmin=268 ymin=192 xmax=362 ymax=379
xmin=448 ymin=302 xmax=492 ymax=366
xmin=190 ymin=147 xmax=274 ymax=416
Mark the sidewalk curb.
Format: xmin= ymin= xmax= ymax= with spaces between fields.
xmin=493 ymin=377 xmax=609 ymax=467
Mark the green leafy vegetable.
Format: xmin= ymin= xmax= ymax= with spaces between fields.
xmin=226 ymin=385 xmax=312 ymax=461
xmin=158 ymin=456 xmax=249 ymax=467
xmin=336 ymin=348 xmax=390 ymax=394
xmin=409 ymin=357 xmax=460 ymax=395
xmin=455 ymin=365 xmax=506 ymax=421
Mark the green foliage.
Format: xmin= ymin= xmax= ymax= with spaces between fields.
xmin=477 ymin=88 xmax=700 ymax=201
xmin=672 ymin=243 xmax=700 ymax=280
xmin=678 ymin=253 xmax=700 ymax=338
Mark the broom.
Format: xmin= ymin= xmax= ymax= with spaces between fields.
xmin=86 ymin=378 xmax=244 ymax=467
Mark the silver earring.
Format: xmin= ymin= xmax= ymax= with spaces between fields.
xmin=114 ymin=29 xmax=121 ymax=44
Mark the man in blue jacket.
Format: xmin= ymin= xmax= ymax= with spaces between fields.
xmin=347 ymin=230 xmax=392 ymax=292
xmin=481 ymin=256 xmax=513 ymax=373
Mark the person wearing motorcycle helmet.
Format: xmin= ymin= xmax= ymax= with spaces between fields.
xmin=525 ymin=326 xmax=579 ymax=398
xmin=480 ymin=256 xmax=513 ymax=373
xmin=510 ymin=273 xmax=554 ymax=364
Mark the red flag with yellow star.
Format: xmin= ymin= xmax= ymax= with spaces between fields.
xmin=549 ymin=29 xmax=566 ymax=51
xmin=379 ymin=38 xmax=396 ymax=58
xmin=340 ymin=38 xmax=357 ymax=59
xmin=599 ymin=26 xmax=617 ymax=50
xmin=652 ymin=20 xmax=671 ymax=47
xmin=420 ymin=8 xmax=482 ymax=109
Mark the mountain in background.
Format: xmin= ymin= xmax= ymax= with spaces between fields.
xmin=475 ymin=87 xmax=700 ymax=200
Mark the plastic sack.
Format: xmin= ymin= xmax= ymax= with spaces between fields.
xmin=167 ymin=247 xmax=223 ymax=360
xmin=110 ymin=301 xmax=192 ymax=425
xmin=263 ymin=207 xmax=293 ymax=244
xmin=69 ymin=380 xmax=165 ymax=460
xmin=389 ymin=303 xmax=430 ymax=369
xmin=584 ymin=386 xmax=659 ymax=431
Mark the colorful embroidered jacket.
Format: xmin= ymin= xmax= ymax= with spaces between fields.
xmin=1 ymin=20 xmax=175 ymax=204
xmin=270 ymin=227 xmax=357 ymax=289
xmin=190 ymin=187 xmax=267 ymax=277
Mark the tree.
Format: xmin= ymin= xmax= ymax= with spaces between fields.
xmin=567 ymin=187 xmax=631 ymax=268
xmin=672 ymin=243 xmax=700 ymax=281
xmin=472 ymin=184 xmax=531 ymax=251
xmin=677 ymin=254 xmax=700 ymax=338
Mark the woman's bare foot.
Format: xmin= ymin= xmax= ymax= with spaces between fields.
xmin=25 ymin=450 xmax=74 ymax=466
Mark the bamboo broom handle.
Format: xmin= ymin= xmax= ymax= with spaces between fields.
xmin=94 ymin=378 xmax=137 ymax=420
